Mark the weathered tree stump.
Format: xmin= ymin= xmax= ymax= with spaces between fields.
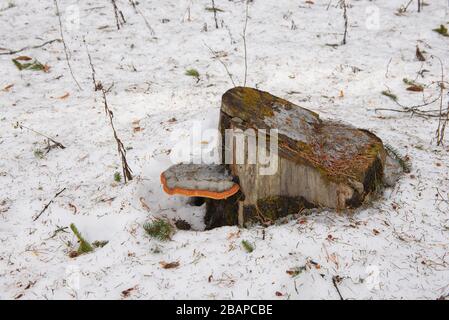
xmin=160 ymin=87 xmax=401 ymax=229
xmin=217 ymin=87 xmax=388 ymax=226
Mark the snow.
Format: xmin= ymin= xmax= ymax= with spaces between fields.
xmin=163 ymin=163 xmax=236 ymax=192
xmin=0 ymin=0 xmax=448 ymax=300
xmin=263 ymin=103 xmax=319 ymax=143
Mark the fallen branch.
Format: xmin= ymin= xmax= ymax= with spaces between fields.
xmin=53 ymin=0 xmax=83 ymax=90
xmin=33 ymin=188 xmax=66 ymax=221
xmin=0 ymin=39 xmax=61 ymax=56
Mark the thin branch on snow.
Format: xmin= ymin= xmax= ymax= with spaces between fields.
xmin=435 ymin=57 xmax=448 ymax=146
xmin=84 ymin=40 xmax=133 ymax=182
xmin=83 ymin=37 xmax=102 ymax=91
xmin=33 ymin=188 xmax=66 ymax=221
xmin=203 ymin=42 xmax=236 ymax=87
xmin=242 ymin=0 xmax=249 ymax=87
xmin=128 ymin=0 xmax=155 ymax=35
xmin=339 ymin=0 xmax=348 ymax=45
xmin=111 ymin=0 xmax=126 ymax=30
xmin=211 ymin=0 xmax=219 ymax=29
xmin=53 ymin=0 xmax=83 ymax=91
xmin=332 ymin=275 xmax=345 ymax=300
xmin=102 ymin=87 xmax=133 ymax=183
xmin=14 ymin=122 xmax=66 ymax=150
xmin=0 ymin=39 xmax=61 ymax=56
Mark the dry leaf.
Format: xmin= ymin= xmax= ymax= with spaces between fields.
xmin=68 ymin=251 xmax=79 ymax=258
xmin=406 ymin=85 xmax=423 ymax=92
xmin=57 ymin=92 xmax=70 ymax=99
xmin=339 ymin=90 xmax=344 ymax=98
xmin=159 ymin=261 xmax=180 ymax=269
xmin=275 ymin=291 xmax=284 ymax=296
xmin=15 ymin=56 xmax=32 ymax=61
xmin=121 ymin=285 xmax=138 ymax=298
xmin=2 ymin=84 xmax=14 ymax=92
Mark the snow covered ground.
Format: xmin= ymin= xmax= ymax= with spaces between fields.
xmin=0 ymin=0 xmax=448 ymax=299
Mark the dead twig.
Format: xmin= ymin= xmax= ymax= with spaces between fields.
xmin=84 ymin=41 xmax=133 ymax=181
xmin=14 ymin=122 xmax=66 ymax=149
xmin=203 ymin=42 xmax=236 ymax=87
xmin=83 ymin=37 xmax=102 ymax=91
xmin=211 ymin=0 xmax=219 ymax=29
xmin=33 ymin=188 xmax=66 ymax=221
xmin=128 ymin=0 xmax=155 ymax=35
xmin=435 ymin=56 xmax=448 ymax=145
xmin=101 ymin=87 xmax=133 ymax=182
xmin=0 ymin=39 xmax=61 ymax=56
xmin=45 ymin=226 xmax=69 ymax=240
xmin=111 ymin=0 xmax=126 ymax=30
xmin=339 ymin=0 xmax=348 ymax=45
xmin=242 ymin=0 xmax=249 ymax=86
xmin=332 ymin=275 xmax=344 ymax=300
xmin=53 ymin=0 xmax=82 ymax=91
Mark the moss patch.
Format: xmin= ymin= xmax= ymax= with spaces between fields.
xmin=243 ymin=195 xmax=315 ymax=225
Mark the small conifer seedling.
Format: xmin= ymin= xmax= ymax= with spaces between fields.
xmin=381 ymin=90 xmax=398 ymax=102
xmin=70 ymin=223 xmax=94 ymax=254
xmin=144 ymin=218 xmax=174 ymax=241
xmin=433 ymin=25 xmax=449 ymax=37
xmin=241 ymin=240 xmax=254 ymax=253
xmin=34 ymin=149 xmax=44 ymax=159
xmin=185 ymin=68 xmax=200 ymax=82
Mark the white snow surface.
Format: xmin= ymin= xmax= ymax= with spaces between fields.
xmin=163 ymin=163 xmax=235 ymax=193
xmin=0 ymin=0 xmax=448 ymax=300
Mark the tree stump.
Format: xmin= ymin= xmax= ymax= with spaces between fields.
xmin=216 ymin=87 xmax=388 ymax=226
xmin=160 ymin=87 xmax=401 ymax=229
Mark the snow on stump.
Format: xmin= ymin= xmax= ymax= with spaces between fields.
xmin=160 ymin=164 xmax=240 ymax=200
xmin=217 ymin=87 xmax=388 ymax=226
